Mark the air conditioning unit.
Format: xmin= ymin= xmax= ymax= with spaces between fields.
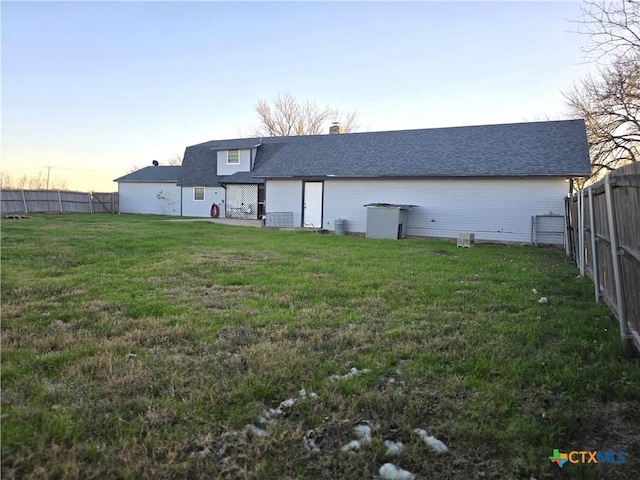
xmin=457 ymin=232 xmax=475 ymax=248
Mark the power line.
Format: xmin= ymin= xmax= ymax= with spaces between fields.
xmin=1 ymin=166 xmax=114 ymax=173
xmin=0 ymin=166 xmax=48 ymax=172
xmin=45 ymin=166 xmax=115 ymax=173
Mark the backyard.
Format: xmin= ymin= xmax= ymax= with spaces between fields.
xmin=1 ymin=214 xmax=638 ymax=479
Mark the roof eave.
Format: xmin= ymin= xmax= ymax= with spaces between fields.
xmin=209 ymin=143 xmax=262 ymax=151
xmin=255 ymin=173 xmax=591 ymax=180
xmin=114 ymin=179 xmax=180 ymax=183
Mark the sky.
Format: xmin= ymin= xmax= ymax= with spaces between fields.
xmin=2 ymin=0 xmax=599 ymax=192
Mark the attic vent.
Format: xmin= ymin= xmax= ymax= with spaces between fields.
xmin=329 ymin=122 xmax=344 ymax=135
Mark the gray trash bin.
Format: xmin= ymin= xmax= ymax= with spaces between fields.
xmin=334 ymin=219 xmax=347 ymax=235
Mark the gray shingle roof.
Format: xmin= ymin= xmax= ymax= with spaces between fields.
xmin=207 ymin=139 xmax=263 ymax=150
xmin=114 ymin=166 xmax=181 ymax=183
xmin=252 ymin=120 xmax=591 ymax=178
xmin=177 ymin=139 xmax=276 ymax=187
xmin=219 ymin=171 xmax=264 ymax=185
xmin=177 ymin=141 xmax=219 ymax=187
xmin=172 ymin=119 xmax=591 ymax=187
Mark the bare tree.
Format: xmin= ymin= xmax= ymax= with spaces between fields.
xmin=0 ymin=171 xmax=68 ymax=190
xmin=565 ymin=58 xmax=639 ymax=176
xmin=574 ymin=0 xmax=640 ymax=64
xmin=521 ymin=112 xmax=568 ymax=122
xmin=254 ymin=92 xmax=358 ymax=137
xmin=167 ymin=153 xmax=183 ymax=166
xmin=565 ymin=0 xmax=639 ymax=178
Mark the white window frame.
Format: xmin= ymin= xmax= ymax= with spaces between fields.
xmin=193 ymin=187 xmax=205 ymax=201
xmin=227 ymin=150 xmax=239 ymax=165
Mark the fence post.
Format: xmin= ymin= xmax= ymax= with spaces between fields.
xmin=588 ymin=188 xmax=600 ymax=303
xmin=531 ymin=216 xmax=535 ymax=245
xmin=88 ymin=193 xmax=93 ymax=213
xmin=57 ymin=190 xmax=63 ymax=213
xmin=564 ymin=197 xmax=571 ymax=256
xmin=604 ymin=176 xmax=627 ymax=340
xmin=21 ymin=189 xmax=28 ymax=214
xmin=578 ymin=190 xmax=585 ymax=276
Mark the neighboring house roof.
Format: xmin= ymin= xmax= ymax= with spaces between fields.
xmin=114 ymin=166 xmax=181 ymax=183
xmin=252 ymin=119 xmax=591 ymax=179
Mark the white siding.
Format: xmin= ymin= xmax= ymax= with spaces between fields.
xmin=181 ymin=186 xmax=226 ymax=217
xmin=217 ymin=149 xmax=252 ymax=176
xmin=118 ymin=182 xmax=181 ymax=215
xmin=265 ymin=180 xmax=303 ymax=226
xmin=320 ymin=178 xmax=569 ymax=242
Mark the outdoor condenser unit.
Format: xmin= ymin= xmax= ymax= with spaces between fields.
xmin=457 ymin=232 xmax=475 ymax=248
xmin=363 ymin=203 xmax=418 ymax=239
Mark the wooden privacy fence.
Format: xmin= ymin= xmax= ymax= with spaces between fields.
xmin=566 ymin=162 xmax=640 ymax=352
xmin=0 ymin=189 xmax=119 ymax=214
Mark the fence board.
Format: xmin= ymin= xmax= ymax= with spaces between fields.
xmin=0 ymin=190 xmax=25 ymax=213
xmin=567 ymin=163 xmax=640 ymax=352
xmin=92 ymin=193 xmax=115 ymax=213
xmin=1 ymin=189 xmax=119 ymax=214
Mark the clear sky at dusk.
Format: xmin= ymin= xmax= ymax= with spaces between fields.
xmin=2 ymin=1 xmax=597 ymax=192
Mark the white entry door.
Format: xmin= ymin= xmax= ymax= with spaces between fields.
xmin=303 ymin=182 xmax=323 ymax=228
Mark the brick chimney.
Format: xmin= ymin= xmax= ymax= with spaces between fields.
xmin=329 ymin=122 xmax=344 ymax=134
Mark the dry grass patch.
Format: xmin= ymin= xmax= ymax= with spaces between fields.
xmin=166 ymin=284 xmax=263 ymax=311
xmin=212 ymin=325 xmax=263 ymax=351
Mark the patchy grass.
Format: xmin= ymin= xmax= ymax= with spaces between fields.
xmin=1 ymin=213 xmax=639 ymax=479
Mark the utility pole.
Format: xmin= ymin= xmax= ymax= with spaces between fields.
xmin=46 ymin=166 xmax=50 ymax=190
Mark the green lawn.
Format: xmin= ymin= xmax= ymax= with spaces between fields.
xmin=1 ymin=214 xmax=638 ymax=479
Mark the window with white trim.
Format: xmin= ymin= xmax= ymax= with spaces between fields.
xmin=194 ymin=187 xmax=205 ymax=201
xmin=227 ymin=150 xmax=239 ymax=164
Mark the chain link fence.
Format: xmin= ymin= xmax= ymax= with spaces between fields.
xmin=264 ymin=212 xmax=294 ymax=228
xmin=532 ymin=214 xmax=565 ymax=246
xmin=225 ymin=184 xmax=258 ymax=219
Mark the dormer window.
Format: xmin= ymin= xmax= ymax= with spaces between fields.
xmin=227 ymin=150 xmax=239 ymax=164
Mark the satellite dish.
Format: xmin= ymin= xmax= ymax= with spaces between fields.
xmin=152 ymin=160 xmax=159 ymax=166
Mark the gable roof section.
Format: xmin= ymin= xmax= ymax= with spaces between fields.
xmin=114 ymin=166 xmax=181 ymax=183
xmin=252 ymin=119 xmax=591 ymax=179
xmin=177 ymin=141 xmax=219 ymax=187
xmin=178 ymin=138 xmax=277 ymax=187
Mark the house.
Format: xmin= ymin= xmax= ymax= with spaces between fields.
xmin=114 ymin=166 xmax=181 ymax=215
xmin=115 ymin=119 xmax=591 ymax=242
xmin=178 ymin=138 xmax=265 ymax=218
